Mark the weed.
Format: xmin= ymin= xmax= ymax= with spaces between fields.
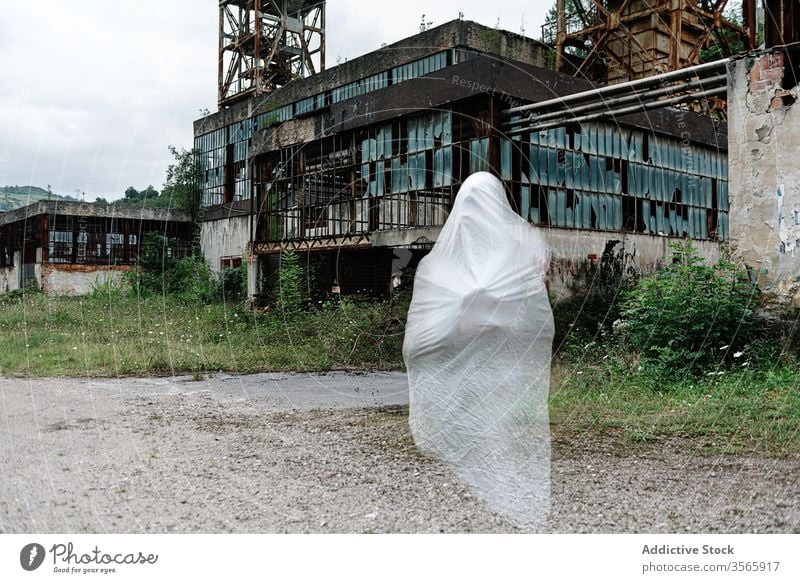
xmin=621 ymin=241 xmax=760 ymax=376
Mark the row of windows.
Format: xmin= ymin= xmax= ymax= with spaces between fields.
xmin=259 ymin=125 xmax=730 ymax=244
xmin=522 ymin=145 xmax=728 ymax=206
xmin=392 ymin=52 xmax=448 ymax=85
xmin=332 ymin=72 xmax=389 ymax=104
xmin=2 ymin=218 xmax=191 ymax=267
xmin=196 ymin=50 xmax=456 ymax=207
xmin=48 ymin=232 xmax=139 ymax=264
xmin=360 ymin=111 xmax=454 ymax=163
xmin=359 ymin=112 xmax=457 ymax=196
xmin=250 ymin=51 xmax=452 ymax=130
xmin=522 ymin=189 xmax=729 ymax=240
xmin=291 ymin=51 xmax=451 ymax=118
xmin=528 ymin=123 xmax=727 ymax=178
xmin=503 ymin=123 xmax=729 ymax=239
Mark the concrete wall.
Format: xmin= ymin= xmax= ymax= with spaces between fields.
xmin=728 ymin=51 xmax=800 ymax=309
xmin=0 ymin=259 xmax=129 ymax=296
xmin=374 ymin=226 xmax=720 ymax=297
xmin=544 ymin=230 xmax=719 ymax=297
xmin=41 ymin=265 xmax=130 ymax=296
xmin=0 ymin=251 xmax=21 ymax=292
xmin=195 ymin=19 xmax=548 ymax=135
xmin=0 ymin=201 xmax=190 ymax=225
xmin=0 ymin=268 xmax=17 ymax=292
xmin=200 ymin=215 xmax=250 ymax=274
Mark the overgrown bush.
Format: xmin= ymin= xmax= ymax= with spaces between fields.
xmin=168 ymin=256 xmax=215 ymax=301
xmin=128 ymin=232 xmax=244 ymax=303
xmin=89 ymin=276 xmax=127 ymax=302
xmin=277 ymin=250 xmax=306 ymax=315
xmin=621 ymin=242 xmax=760 ymax=375
xmin=127 ymin=232 xmax=175 ymax=295
xmin=216 ymin=264 xmax=247 ymax=302
xmin=551 ymin=244 xmax=637 ymax=349
xmin=6 ymin=278 xmax=42 ymax=301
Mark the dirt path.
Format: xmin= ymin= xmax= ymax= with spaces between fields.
xmin=1 ymin=372 xmax=797 ymax=533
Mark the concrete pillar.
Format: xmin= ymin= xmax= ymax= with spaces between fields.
xmin=727 ymin=50 xmax=800 ymax=309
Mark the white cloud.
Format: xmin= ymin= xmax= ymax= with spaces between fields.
xmin=0 ymin=0 xmax=551 ymax=200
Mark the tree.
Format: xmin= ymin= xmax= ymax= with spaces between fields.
xmin=94 ymin=197 xmax=109 ymax=205
xmin=700 ymin=1 xmax=745 ymax=62
xmin=543 ymin=0 xmax=593 ymax=61
xmin=140 ymin=185 xmax=159 ymax=200
xmin=161 ymin=145 xmax=203 ymax=244
xmin=544 ymin=0 xmax=591 ymax=29
xmin=124 ymin=186 xmax=140 ymax=201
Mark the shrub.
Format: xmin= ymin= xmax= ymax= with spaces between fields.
xmin=167 ymin=255 xmax=215 ymax=301
xmin=621 ymin=241 xmax=760 ymax=375
xmin=126 ymin=232 xmax=175 ymax=296
xmin=127 ymin=233 xmax=241 ymax=303
xmin=551 ymin=243 xmax=637 ymax=349
xmin=277 ymin=250 xmax=305 ymax=315
xmin=215 ymin=264 xmax=247 ymax=302
xmin=6 ymin=278 xmax=42 ymax=301
xmin=89 ymin=276 xmax=127 ymax=302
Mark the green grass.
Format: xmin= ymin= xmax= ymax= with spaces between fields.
xmin=550 ymin=344 xmax=800 ymax=456
xmin=0 ymin=292 xmax=407 ymax=377
xmin=1 ymin=291 xmax=797 ymax=456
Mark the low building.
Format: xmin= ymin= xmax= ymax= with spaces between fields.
xmin=0 ymin=201 xmax=192 ymax=295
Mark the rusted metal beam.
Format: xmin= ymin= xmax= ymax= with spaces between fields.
xmin=556 ymin=0 xmax=566 ymax=71
xmin=219 ymin=1 xmax=326 ymax=108
xmin=573 ymin=29 xmax=610 ymax=78
xmin=763 ymin=0 xmax=800 ymax=46
xmin=684 ymin=0 xmax=740 ymax=64
xmin=742 ymin=0 xmax=758 ymax=49
xmin=562 ymin=0 xmax=748 ymax=85
xmin=252 ymin=233 xmax=372 ymax=255
xmin=41 ymin=214 xmax=48 ymax=265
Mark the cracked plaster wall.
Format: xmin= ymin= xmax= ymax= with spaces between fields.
xmin=728 ymin=51 xmax=800 ymax=310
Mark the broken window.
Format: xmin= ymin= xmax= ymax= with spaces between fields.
xmin=220 ymin=256 xmax=243 ymax=270
xmin=519 ymin=121 xmax=728 ymax=240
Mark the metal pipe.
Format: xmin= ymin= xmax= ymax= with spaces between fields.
xmin=504 ymin=73 xmax=728 ymax=128
xmin=502 ymin=58 xmax=729 ymax=116
xmin=506 ymin=86 xmax=728 ymax=136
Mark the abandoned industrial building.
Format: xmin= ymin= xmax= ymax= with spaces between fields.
xmin=3 ymin=1 xmax=797 ymax=309
xmin=195 ymin=0 xmax=761 ymax=302
xmin=0 ymin=201 xmax=192 ymax=295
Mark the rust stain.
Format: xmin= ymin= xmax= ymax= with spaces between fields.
xmin=43 ymin=264 xmax=133 ymax=274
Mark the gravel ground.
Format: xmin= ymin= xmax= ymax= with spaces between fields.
xmin=1 ymin=372 xmax=797 ymax=533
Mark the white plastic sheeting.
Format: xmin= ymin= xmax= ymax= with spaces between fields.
xmin=403 ymin=172 xmax=554 ymax=527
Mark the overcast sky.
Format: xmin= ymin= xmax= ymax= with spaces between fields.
xmin=0 ymin=1 xmax=551 ymax=200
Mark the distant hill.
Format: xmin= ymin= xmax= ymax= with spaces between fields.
xmin=0 ymin=186 xmax=80 ymax=212
xmin=1 ymin=185 xmax=182 ymax=213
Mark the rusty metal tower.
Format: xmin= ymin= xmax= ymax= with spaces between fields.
xmin=545 ymin=1 xmax=751 ymax=84
xmin=218 ymin=0 xmax=326 ymax=108
xmin=757 ymin=0 xmax=800 ymax=47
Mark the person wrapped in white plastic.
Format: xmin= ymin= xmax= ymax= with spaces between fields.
xmin=403 ymin=171 xmax=554 ymax=528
